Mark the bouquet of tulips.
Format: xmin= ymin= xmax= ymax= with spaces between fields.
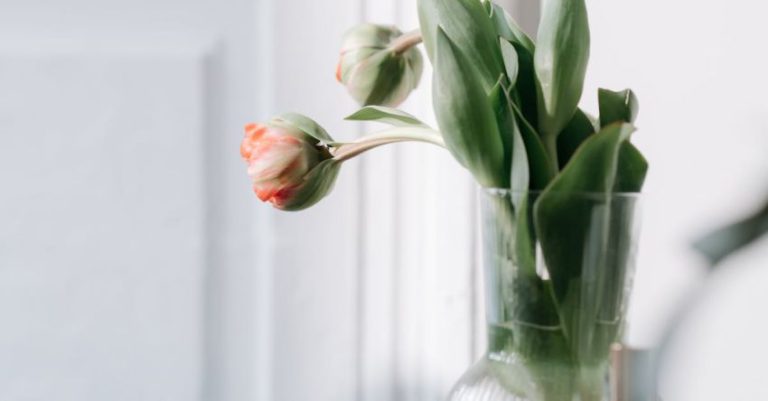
xmin=241 ymin=0 xmax=646 ymax=211
xmin=242 ymin=0 xmax=648 ymax=399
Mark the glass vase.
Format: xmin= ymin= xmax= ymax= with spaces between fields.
xmin=448 ymin=190 xmax=642 ymax=401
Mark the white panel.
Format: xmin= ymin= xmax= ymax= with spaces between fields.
xmin=0 ymin=1 xmax=275 ymax=401
xmin=269 ymin=1 xmax=363 ymax=401
xmin=0 ymin=45 xmax=209 ymax=401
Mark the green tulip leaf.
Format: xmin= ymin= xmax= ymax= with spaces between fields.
xmin=557 ymin=108 xmax=596 ymax=169
xmin=433 ymin=27 xmax=507 ymax=188
xmin=276 ymin=113 xmax=335 ymax=144
xmin=537 ymin=122 xmax=635 ymax=203
xmin=598 ymin=88 xmax=639 ymax=127
xmin=489 ymin=76 xmax=529 ymax=199
xmin=533 ymin=122 xmax=636 ymax=360
xmin=510 ymin=102 xmax=555 ymax=190
xmin=694 ymin=200 xmax=768 ymax=266
xmin=510 ymin=42 xmax=540 ymax=131
xmin=500 ymin=39 xmax=520 ymax=88
xmin=535 ymin=0 xmax=591 ymax=141
xmin=615 ymin=142 xmax=648 ymax=193
xmin=345 ymin=106 xmax=429 ymax=128
xmin=489 ymin=77 xmax=514 ymax=172
xmin=418 ymin=0 xmax=504 ymax=90
xmin=489 ymin=2 xmax=536 ymax=53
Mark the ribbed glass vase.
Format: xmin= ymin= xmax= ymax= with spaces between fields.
xmin=448 ymin=190 xmax=642 ymax=401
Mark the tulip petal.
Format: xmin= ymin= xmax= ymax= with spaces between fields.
xmin=240 ymin=123 xmax=268 ymax=160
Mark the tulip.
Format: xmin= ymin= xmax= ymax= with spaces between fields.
xmin=336 ymin=24 xmax=424 ymax=107
xmin=240 ymin=117 xmax=340 ymax=211
xmin=242 ymin=110 xmax=445 ymax=211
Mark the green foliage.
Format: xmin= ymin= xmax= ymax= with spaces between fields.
xmin=510 ymin=42 xmax=540 ymax=129
xmin=499 ymin=39 xmax=520 ymax=88
xmin=557 ymin=108 xmax=596 ymax=169
xmin=489 ymin=2 xmax=535 ymax=53
xmin=418 ymin=0 xmax=505 ymax=91
xmin=433 ymin=27 xmax=507 ymax=188
xmin=345 ymin=106 xmax=428 ymax=127
xmin=615 ymin=143 xmax=649 ymax=192
xmin=489 ymin=77 xmax=530 ymax=199
xmin=510 ymin=102 xmax=555 ymax=190
xmin=599 ymin=88 xmax=639 ymax=126
xmin=533 ymin=123 xmax=641 ymax=367
xmin=534 ymin=0 xmax=591 ymax=144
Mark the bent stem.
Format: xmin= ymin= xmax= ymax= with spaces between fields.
xmin=331 ymin=127 xmax=445 ymax=162
xmin=391 ymin=29 xmax=423 ymax=55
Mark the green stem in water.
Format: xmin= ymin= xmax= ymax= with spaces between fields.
xmin=331 ymin=127 xmax=445 ymax=162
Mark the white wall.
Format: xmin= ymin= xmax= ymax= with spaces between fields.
xmin=583 ymin=1 xmax=768 ymax=400
xmin=583 ymin=0 xmax=768 ymax=344
xmin=0 ymin=0 xmax=266 ymax=400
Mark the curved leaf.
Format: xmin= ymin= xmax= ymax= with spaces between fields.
xmin=533 ymin=122 xmax=636 ymax=361
xmin=418 ymin=0 xmax=504 ymax=91
xmin=433 ymin=27 xmax=506 ymax=188
xmin=615 ymin=143 xmax=648 ymax=193
xmin=538 ymin=122 xmax=634 ymax=196
xmin=500 ymin=39 xmax=520 ymax=88
xmin=345 ymin=106 xmax=429 ymax=128
xmin=489 ymin=76 xmax=529 ymax=198
xmin=510 ymin=102 xmax=555 ymax=190
xmin=534 ymin=0 xmax=591 ymax=140
xmin=598 ymin=88 xmax=639 ymax=127
xmin=511 ymin=42 xmax=540 ymax=131
xmin=489 ymin=2 xmax=536 ymax=53
xmin=557 ymin=108 xmax=596 ymax=169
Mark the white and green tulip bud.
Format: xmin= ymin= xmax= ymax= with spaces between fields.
xmin=242 ymin=108 xmax=445 ymax=211
xmin=240 ymin=114 xmax=340 ymax=211
xmin=336 ymin=24 xmax=424 ymax=107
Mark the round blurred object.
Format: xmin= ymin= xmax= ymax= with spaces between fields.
xmin=659 ymin=236 xmax=768 ymax=401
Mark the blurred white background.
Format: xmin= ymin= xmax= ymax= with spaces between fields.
xmin=0 ymin=0 xmax=767 ymax=401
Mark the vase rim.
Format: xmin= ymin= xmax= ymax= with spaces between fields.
xmin=484 ymin=188 xmax=642 ymax=199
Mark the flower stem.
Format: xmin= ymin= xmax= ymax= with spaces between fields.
xmin=543 ymin=133 xmax=561 ymax=174
xmin=331 ymin=127 xmax=445 ymax=162
xmin=391 ymin=30 xmax=423 ymax=55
